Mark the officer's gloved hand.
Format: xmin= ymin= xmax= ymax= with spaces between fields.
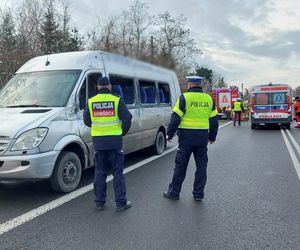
xmin=167 ymin=136 xmax=172 ymax=142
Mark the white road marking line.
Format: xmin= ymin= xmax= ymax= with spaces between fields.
xmin=219 ymin=121 xmax=233 ymax=128
xmin=280 ymin=129 xmax=300 ymax=181
xmin=0 ymin=148 xmax=178 ymax=236
xmin=0 ymin=182 xmax=93 ymax=236
xmin=285 ymin=130 xmax=300 ymax=155
xmin=283 ymin=130 xmax=300 ymax=181
xmin=0 ymin=123 xmax=231 ymax=236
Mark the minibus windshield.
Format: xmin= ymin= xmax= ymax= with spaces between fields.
xmin=0 ymin=70 xmax=81 ymax=108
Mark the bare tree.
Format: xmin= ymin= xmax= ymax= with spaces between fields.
xmin=16 ymin=0 xmax=43 ymax=55
xmin=155 ymin=11 xmax=201 ymax=69
xmin=0 ymin=0 xmax=206 ymax=92
xmin=60 ymin=0 xmax=71 ymax=51
xmin=0 ymin=0 xmax=86 ymax=87
xmin=117 ymin=10 xmax=133 ymax=56
xmin=58 ymin=0 xmax=84 ymax=52
xmin=88 ymin=15 xmax=118 ymax=53
xmin=128 ymin=0 xmax=152 ymax=58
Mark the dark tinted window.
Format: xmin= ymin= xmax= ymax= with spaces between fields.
xmin=109 ymin=74 xmax=135 ymax=105
xmin=139 ymin=80 xmax=157 ymax=104
xmin=88 ymin=73 xmax=102 ymax=98
xmin=158 ymin=82 xmax=171 ymax=104
xmin=254 ymin=93 xmax=269 ymax=105
xmin=78 ymin=73 xmax=103 ymax=110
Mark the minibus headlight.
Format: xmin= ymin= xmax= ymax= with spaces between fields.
xmin=11 ymin=128 xmax=48 ymax=151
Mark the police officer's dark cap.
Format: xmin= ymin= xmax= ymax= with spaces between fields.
xmin=98 ymin=76 xmax=111 ymax=86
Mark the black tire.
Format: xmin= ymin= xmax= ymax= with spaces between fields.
xmin=50 ymin=151 xmax=82 ymax=193
xmin=152 ymin=130 xmax=166 ymax=155
xmin=286 ymin=123 xmax=291 ymax=130
xmin=251 ymin=123 xmax=256 ymax=129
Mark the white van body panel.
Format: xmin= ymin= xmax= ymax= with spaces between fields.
xmin=0 ymin=51 xmax=181 ymax=182
xmin=17 ymin=51 xmax=102 ymax=73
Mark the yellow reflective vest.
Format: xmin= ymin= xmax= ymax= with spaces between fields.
xmin=173 ymin=92 xmax=218 ymax=129
xmin=233 ymin=101 xmax=242 ymax=112
xmin=88 ymin=94 xmax=122 ymax=136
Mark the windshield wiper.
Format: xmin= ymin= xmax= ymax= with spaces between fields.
xmin=5 ymin=104 xmax=49 ymax=108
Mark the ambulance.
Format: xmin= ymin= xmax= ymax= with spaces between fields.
xmin=250 ymin=84 xmax=293 ymax=129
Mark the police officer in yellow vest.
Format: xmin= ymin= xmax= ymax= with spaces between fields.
xmin=233 ymin=98 xmax=244 ymax=126
xmin=163 ymin=76 xmax=219 ymax=201
xmin=84 ymin=76 xmax=132 ymax=211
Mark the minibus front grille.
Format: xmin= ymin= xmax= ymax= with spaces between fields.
xmin=0 ymin=136 xmax=11 ymax=154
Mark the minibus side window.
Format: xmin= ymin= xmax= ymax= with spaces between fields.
xmin=78 ymin=73 xmax=102 ymax=110
xmin=109 ymin=74 xmax=136 ymax=106
xmin=158 ymin=82 xmax=171 ymax=105
xmin=88 ymin=73 xmax=102 ymax=98
xmin=79 ymin=79 xmax=86 ymax=110
xmin=139 ymin=80 xmax=157 ymax=105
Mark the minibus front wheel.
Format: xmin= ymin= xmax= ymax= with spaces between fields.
xmin=152 ymin=130 xmax=166 ymax=155
xmin=50 ymin=151 xmax=82 ymax=193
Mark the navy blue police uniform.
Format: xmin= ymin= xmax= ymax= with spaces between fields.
xmin=164 ymin=78 xmax=219 ymax=201
xmin=84 ymin=77 xmax=132 ymax=211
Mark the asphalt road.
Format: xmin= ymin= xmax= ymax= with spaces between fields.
xmin=0 ymin=121 xmax=300 ymax=250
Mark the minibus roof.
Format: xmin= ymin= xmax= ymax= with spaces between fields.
xmin=16 ymin=51 xmax=176 ymax=82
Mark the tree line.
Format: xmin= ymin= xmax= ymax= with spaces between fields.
xmin=0 ymin=0 xmax=226 ymax=90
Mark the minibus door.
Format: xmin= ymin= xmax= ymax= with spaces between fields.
xmin=138 ymin=79 xmax=159 ymax=149
xmin=77 ymin=71 xmax=103 ymax=166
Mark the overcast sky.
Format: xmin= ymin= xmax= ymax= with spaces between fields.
xmin=1 ymin=0 xmax=300 ymax=88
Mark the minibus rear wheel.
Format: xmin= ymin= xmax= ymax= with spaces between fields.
xmin=152 ymin=131 xmax=166 ymax=155
xmin=50 ymin=151 xmax=82 ymax=193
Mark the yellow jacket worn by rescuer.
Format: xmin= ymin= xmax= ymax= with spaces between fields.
xmin=84 ymin=88 xmax=132 ymax=150
xmin=167 ymin=86 xmax=219 ymax=146
xmin=233 ymin=101 xmax=244 ymax=112
xmin=173 ymin=92 xmax=218 ymax=129
xmin=88 ymin=94 xmax=122 ymax=136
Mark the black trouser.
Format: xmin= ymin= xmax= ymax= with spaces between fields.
xmin=168 ymin=144 xmax=208 ymax=198
xmin=234 ymin=111 xmax=242 ymax=125
xmin=94 ymin=150 xmax=127 ymax=207
xmin=225 ymin=110 xmax=231 ymax=120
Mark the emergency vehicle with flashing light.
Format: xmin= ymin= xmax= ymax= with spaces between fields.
xmin=250 ymin=83 xmax=293 ymax=129
xmin=212 ymin=86 xmax=239 ymax=119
